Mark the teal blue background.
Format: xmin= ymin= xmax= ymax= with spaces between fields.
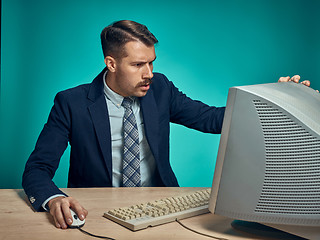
xmin=1 ymin=0 xmax=319 ymax=189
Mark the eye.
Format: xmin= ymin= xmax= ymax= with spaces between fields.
xmin=132 ymin=62 xmax=144 ymax=68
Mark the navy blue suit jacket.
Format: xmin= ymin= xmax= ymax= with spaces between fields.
xmin=22 ymin=68 xmax=225 ymax=211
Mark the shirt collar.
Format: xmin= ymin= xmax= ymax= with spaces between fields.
xmin=103 ymin=71 xmax=136 ymax=108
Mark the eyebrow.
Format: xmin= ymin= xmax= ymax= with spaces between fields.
xmin=132 ymin=56 xmax=157 ymax=65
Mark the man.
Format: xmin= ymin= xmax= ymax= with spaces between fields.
xmin=22 ymin=20 xmax=310 ymax=229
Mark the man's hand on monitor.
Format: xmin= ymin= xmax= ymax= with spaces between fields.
xmin=278 ymin=75 xmax=310 ymax=86
xmin=48 ymin=196 xmax=88 ymax=229
xmin=278 ymin=75 xmax=319 ymax=92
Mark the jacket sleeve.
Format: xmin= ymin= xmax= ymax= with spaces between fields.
xmin=164 ymin=75 xmax=225 ymax=134
xmin=22 ymin=92 xmax=70 ymax=211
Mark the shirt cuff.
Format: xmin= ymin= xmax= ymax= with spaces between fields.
xmin=42 ymin=194 xmax=66 ymax=211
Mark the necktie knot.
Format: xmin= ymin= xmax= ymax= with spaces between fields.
xmin=122 ymin=97 xmax=133 ymax=109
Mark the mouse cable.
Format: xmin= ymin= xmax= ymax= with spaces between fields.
xmin=76 ymin=226 xmax=116 ymax=240
xmin=176 ymin=219 xmax=229 ymax=240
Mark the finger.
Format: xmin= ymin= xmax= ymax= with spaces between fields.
xmin=61 ymin=203 xmax=73 ymax=227
xmin=67 ymin=197 xmax=88 ymax=221
xmin=49 ymin=199 xmax=63 ymax=229
xmin=301 ymin=80 xmax=310 ymax=87
xmin=51 ymin=204 xmax=68 ymax=229
xmin=290 ymin=75 xmax=300 ymax=83
xmin=72 ymin=205 xmax=88 ymax=221
xmin=278 ymin=76 xmax=290 ymax=82
xmin=69 ymin=199 xmax=87 ymax=221
xmin=51 ymin=210 xmax=61 ymax=229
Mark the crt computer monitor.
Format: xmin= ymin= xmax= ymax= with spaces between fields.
xmin=209 ymin=82 xmax=320 ymax=240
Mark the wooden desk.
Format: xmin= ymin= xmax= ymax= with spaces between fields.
xmin=0 ymin=187 xmax=287 ymax=240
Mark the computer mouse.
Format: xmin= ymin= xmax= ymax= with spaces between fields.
xmin=69 ymin=209 xmax=85 ymax=228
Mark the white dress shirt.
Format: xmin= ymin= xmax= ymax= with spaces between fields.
xmin=103 ymin=71 xmax=156 ymax=187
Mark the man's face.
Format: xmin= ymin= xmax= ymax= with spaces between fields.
xmin=107 ymin=41 xmax=156 ymax=97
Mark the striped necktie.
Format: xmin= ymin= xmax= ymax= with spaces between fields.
xmin=122 ymin=97 xmax=141 ymax=187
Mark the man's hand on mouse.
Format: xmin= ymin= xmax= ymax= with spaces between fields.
xmin=47 ymin=196 xmax=88 ymax=229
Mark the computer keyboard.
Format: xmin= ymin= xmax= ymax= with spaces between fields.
xmin=103 ymin=188 xmax=211 ymax=231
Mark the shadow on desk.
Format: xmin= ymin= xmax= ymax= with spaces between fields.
xmin=16 ymin=189 xmax=34 ymax=210
xmin=198 ymin=213 xmax=307 ymax=240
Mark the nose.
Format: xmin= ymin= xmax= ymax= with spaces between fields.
xmin=143 ymin=64 xmax=153 ymax=79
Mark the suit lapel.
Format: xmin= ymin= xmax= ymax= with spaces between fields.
xmin=87 ymin=68 xmax=113 ymax=181
xmin=140 ymin=90 xmax=159 ymax=163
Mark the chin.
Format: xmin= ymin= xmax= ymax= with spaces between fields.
xmin=135 ymin=91 xmax=148 ymax=98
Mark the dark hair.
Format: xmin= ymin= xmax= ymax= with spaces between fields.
xmin=100 ymin=20 xmax=158 ymax=59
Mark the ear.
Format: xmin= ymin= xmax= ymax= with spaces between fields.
xmin=104 ymin=56 xmax=117 ymax=72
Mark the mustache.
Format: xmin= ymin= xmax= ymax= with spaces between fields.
xmin=137 ymin=79 xmax=153 ymax=87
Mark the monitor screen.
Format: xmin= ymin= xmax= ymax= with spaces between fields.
xmin=209 ymin=82 xmax=320 ymax=239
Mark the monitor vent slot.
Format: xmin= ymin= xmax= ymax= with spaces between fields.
xmin=253 ymin=100 xmax=320 ymax=215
